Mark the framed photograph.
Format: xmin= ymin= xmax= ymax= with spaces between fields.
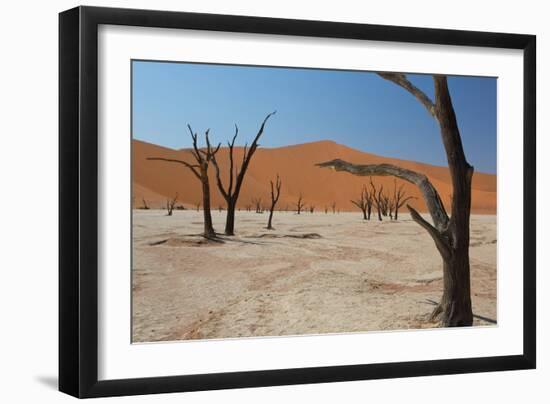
xmin=59 ymin=6 xmax=536 ymax=398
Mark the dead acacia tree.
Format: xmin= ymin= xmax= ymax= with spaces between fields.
xmin=295 ymin=193 xmax=305 ymax=215
xmin=141 ymin=198 xmax=150 ymax=210
xmin=211 ymin=112 xmax=276 ymax=235
xmin=266 ymin=174 xmax=282 ymax=230
xmin=381 ymin=192 xmax=391 ymax=218
xmin=148 ymin=126 xmax=221 ymax=238
xmin=331 ymin=201 xmax=337 ymax=214
xmin=195 ymin=202 xmax=201 ymax=212
xmin=392 ymin=178 xmax=415 ymax=220
xmin=252 ymin=197 xmax=263 ymax=214
xmin=351 ymin=185 xmax=371 ymax=220
xmin=166 ymin=193 xmax=178 ymax=216
xmin=309 ymin=205 xmax=315 ymax=214
xmin=317 ymin=73 xmax=474 ymax=327
xmin=365 ymin=182 xmax=374 ymax=219
xmin=370 ymin=179 xmax=384 ymax=221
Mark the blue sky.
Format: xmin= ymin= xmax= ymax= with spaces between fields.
xmin=132 ymin=60 xmax=497 ymax=174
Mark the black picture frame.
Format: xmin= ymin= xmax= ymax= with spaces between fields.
xmin=59 ymin=5 xmax=536 ymax=398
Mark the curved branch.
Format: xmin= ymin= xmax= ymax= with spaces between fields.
xmin=316 ymin=159 xmax=449 ymax=231
xmin=210 ymin=157 xmax=229 ymax=201
xmin=147 ymin=157 xmax=201 ymax=180
xmin=407 ymin=205 xmax=451 ymax=260
xmin=233 ymin=111 xmax=276 ymax=197
xmin=397 ymin=195 xmax=416 ymax=209
xmin=186 ymin=125 xmax=202 ymax=163
xmin=378 ymin=73 xmax=436 ymax=118
xmin=227 ymin=125 xmax=238 ymax=195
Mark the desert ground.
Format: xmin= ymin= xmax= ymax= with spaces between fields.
xmin=132 ymin=209 xmax=497 ymax=343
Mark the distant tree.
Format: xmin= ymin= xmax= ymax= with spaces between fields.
xmin=195 ymin=202 xmax=201 ymax=212
xmin=295 ymin=193 xmax=305 ymax=215
xmin=148 ymin=126 xmax=220 ymax=238
xmin=141 ymin=198 xmax=150 ymax=210
xmin=266 ymin=174 xmax=282 ymax=230
xmin=351 ymin=185 xmax=372 ymax=220
xmin=380 ymin=192 xmax=390 ymax=218
xmin=211 ymin=113 xmax=276 ymax=235
xmin=252 ymin=197 xmax=263 ymax=214
xmin=166 ymin=193 xmax=178 ymax=216
xmin=392 ymin=178 xmax=415 ymax=220
xmin=309 ymin=205 xmax=315 ymax=214
xmin=370 ymin=179 xmax=383 ymax=221
xmin=324 ymin=206 xmax=328 ymax=214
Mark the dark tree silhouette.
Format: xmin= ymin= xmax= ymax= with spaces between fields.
xmin=350 ymin=185 xmax=372 ymax=220
xmin=166 ymin=193 xmax=178 ymax=216
xmin=252 ymin=197 xmax=263 ymax=214
xmin=392 ymin=178 xmax=415 ymax=220
xmin=370 ymin=179 xmax=384 ymax=221
xmin=148 ymin=126 xmax=220 ymax=238
xmin=141 ymin=198 xmax=150 ymax=210
xmin=309 ymin=205 xmax=315 ymax=214
xmin=365 ymin=180 xmax=374 ymax=219
xmin=331 ymin=201 xmax=337 ymax=214
xmin=318 ymin=73 xmax=474 ymax=327
xmin=295 ymin=193 xmax=305 ymax=215
xmin=380 ymin=192 xmax=390 ymax=218
xmin=211 ymin=112 xmax=276 ymax=235
xmin=266 ymin=174 xmax=282 ymax=230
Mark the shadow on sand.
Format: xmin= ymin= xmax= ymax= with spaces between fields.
xmin=423 ymin=298 xmax=496 ymax=325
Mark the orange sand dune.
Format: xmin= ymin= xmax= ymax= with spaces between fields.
xmin=132 ymin=139 xmax=496 ymax=214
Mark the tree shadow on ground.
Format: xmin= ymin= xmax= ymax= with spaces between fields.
xmin=423 ymin=298 xmax=496 ymax=325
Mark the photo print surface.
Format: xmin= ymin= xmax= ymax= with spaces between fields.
xmin=131 ymin=60 xmax=497 ymax=343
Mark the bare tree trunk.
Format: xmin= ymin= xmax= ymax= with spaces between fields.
xmin=351 ymin=185 xmax=369 ymax=220
xmin=296 ymin=194 xmax=305 ymax=214
xmin=267 ymin=175 xmax=282 ymax=229
xmin=318 ymin=73 xmax=474 ymax=327
xmin=166 ymin=193 xmax=178 ymax=216
xmin=225 ymin=201 xmax=236 ymax=235
xmin=432 ymin=75 xmax=474 ymax=326
xmin=211 ymin=113 xmax=276 ymax=235
xmin=370 ymin=179 xmax=383 ymax=221
xmin=200 ymin=168 xmax=216 ymax=238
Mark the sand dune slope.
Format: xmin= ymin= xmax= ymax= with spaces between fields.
xmin=133 ymin=139 xmax=496 ymax=214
